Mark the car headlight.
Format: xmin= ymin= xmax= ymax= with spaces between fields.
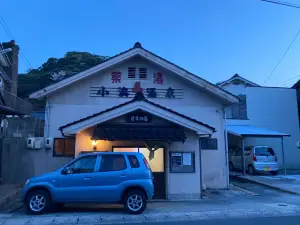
xmin=25 ymin=179 xmax=30 ymax=186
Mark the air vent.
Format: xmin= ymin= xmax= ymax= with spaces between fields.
xmin=128 ymin=67 xmax=136 ymax=79
xmin=139 ymin=68 xmax=147 ymax=79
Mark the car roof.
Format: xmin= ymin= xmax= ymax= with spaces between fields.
xmin=79 ymin=151 xmax=142 ymax=157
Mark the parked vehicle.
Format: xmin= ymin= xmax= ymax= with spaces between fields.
xmin=21 ymin=152 xmax=154 ymax=215
xmin=229 ymin=146 xmax=279 ymax=175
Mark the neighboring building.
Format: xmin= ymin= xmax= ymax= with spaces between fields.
xmin=29 ymin=42 xmax=239 ymax=200
xmin=0 ymin=40 xmax=31 ymax=115
xmin=218 ymin=74 xmax=300 ymax=171
xmin=292 ymin=80 xmax=300 ymax=125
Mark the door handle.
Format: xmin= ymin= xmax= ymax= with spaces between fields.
xmin=120 ymin=173 xmax=128 ymax=177
xmin=84 ymin=176 xmax=92 ymax=180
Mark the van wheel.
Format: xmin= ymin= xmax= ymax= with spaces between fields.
xmin=26 ymin=190 xmax=52 ymax=215
xmin=271 ymin=171 xmax=278 ymax=176
xmin=124 ymin=190 xmax=147 ymax=214
xmin=248 ymin=165 xmax=255 ymax=175
xmin=229 ymin=162 xmax=234 ymax=171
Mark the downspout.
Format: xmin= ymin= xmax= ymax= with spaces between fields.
xmin=199 ymin=138 xmax=203 ymax=199
xmin=223 ymin=108 xmax=230 ymax=189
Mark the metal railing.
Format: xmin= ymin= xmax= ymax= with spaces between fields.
xmin=0 ymin=88 xmax=32 ymax=115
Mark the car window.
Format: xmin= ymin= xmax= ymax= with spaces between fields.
xmin=99 ymin=154 xmax=127 ymax=172
xmin=235 ymin=149 xmax=242 ymax=156
xmin=67 ymin=155 xmax=97 ymax=174
xmin=127 ymin=155 xmax=140 ymax=168
xmin=255 ymin=147 xmax=275 ymax=156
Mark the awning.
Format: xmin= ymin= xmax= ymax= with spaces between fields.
xmin=93 ymin=125 xmax=186 ymax=142
xmin=227 ymin=125 xmax=290 ymax=138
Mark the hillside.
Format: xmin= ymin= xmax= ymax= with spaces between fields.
xmin=18 ymin=52 xmax=109 ymax=110
xmin=18 ymin=52 xmax=109 ymax=98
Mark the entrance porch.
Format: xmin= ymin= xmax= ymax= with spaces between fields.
xmin=59 ymin=93 xmax=216 ymax=200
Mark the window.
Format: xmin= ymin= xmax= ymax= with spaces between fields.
xmin=67 ymin=155 xmax=97 ymax=174
xmin=139 ymin=68 xmax=147 ymax=79
xmin=255 ymin=147 xmax=275 ymax=156
xmin=226 ymin=95 xmax=247 ymax=119
xmin=127 ymin=155 xmax=140 ymax=168
xmin=201 ymin=138 xmax=218 ymax=150
xmin=53 ymin=138 xmax=75 ymax=157
xmin=99 ymin=154 xmax=127 ymax=172
xmin=128 ymin=67 xmax=136 ymax=79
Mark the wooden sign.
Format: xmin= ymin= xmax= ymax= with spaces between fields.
xmin=126 ymin=112 xmax=152 ymax=123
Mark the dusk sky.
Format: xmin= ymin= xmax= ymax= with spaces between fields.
xmin=1 ymin=0 xmax=300 ymax=87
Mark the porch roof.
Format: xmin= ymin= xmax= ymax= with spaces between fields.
xmin=93 ymin=125 xmax=186 ymax=142
xmin=59 ymin=93 xmax=216 ymax=136
xmin=227 ymin=125 xmax=290 ymax=138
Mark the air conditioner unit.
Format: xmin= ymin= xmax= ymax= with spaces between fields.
xmin=297 ymin=141 xmax=300 ymax=149
xmin=27 ymin=137 xmax=44 ymax=149
xmin=45 ymin=138 xmax=53 ymax=149
xmin=27 ymin=138 xmax=35 ymax=149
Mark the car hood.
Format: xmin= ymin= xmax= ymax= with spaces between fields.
xmin=29 ymin=170 xmax=60 ymax=183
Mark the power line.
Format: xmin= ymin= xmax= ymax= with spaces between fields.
xmin=0 ymin=14 xmax=33 ymax=70
xmin=261 ymin=0 xmax=300 ymax=8
xmin=275 ymin=74 xmax=300 ymax=86
xmin=263 ymin=28 xmax=300 ymax=85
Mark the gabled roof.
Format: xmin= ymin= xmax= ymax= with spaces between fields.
xmin=59 ymin=92 xmax=216 ymax=135
xmin=30 ymin=42 xmax=239 ymax=104
xmin=217 ymin=74 xmax=260 ymax=87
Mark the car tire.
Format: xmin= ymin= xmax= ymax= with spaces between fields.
xmin=271 ymin=171 xmax=278 ymax=176
xmin=248 ymin=165 xmax=255 ymax=175
xmin=55 ymin=203 xmax=64 ymax=211
xmin=124 ymin=190 xmax=147 ymax=214
xmin=25 ymin=189 xmax=52 ymax=215
xmin=229 ymin=162 xmax=234 ymax=171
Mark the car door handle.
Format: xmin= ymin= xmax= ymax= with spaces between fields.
xmin=120 ymin=173 xmax=128 ymax=177
xmin=84 ymin=176 xmax=92 ymax=180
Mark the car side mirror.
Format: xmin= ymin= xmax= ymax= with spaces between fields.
xmin=61 ymin=167 xmax=69 ymax=175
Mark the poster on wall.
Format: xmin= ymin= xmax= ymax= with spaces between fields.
xmin=182 ymin=153 xmax=192 ymax=166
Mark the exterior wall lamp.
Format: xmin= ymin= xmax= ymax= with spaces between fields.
xmin=92 ymin=140 xmax=97 ymax=151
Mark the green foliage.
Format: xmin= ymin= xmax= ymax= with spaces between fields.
xmin=18 ymin=52 xmax=109 ymax=99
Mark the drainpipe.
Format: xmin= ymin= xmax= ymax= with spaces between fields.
xmin=281 ymin=137 xmax=286 ymax=176
xmin=223 ymin=108 xmax=230 ymax=189
xmin=199 ymin=138 xmax=203 ymax=198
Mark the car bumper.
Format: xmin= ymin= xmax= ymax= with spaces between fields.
xmin=253 ymin=163 xmax=279 ymax=172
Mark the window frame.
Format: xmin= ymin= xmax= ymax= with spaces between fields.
xmin=127 ymin=154 xmax=140 ymax=168
xmin=98 ymin=154 xmax=128 ymax=172
xmin=63 ymin=155 xmax=99 ymax=174
xmin=53 ymin=138 xmax=75 ymax=157
xmin=201 ymin=138 xmax=218 ymax=150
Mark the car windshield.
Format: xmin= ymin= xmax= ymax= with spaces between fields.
xmin=255 ymin=147 xmax=275 ymax=156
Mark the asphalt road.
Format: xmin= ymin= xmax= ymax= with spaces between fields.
xmin=128 ymin=215 xmax=300 ymax=225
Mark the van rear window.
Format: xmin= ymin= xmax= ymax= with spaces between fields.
xmin=255 ymin=147 xmax=275 ymax=156
xmin=127 ymin=155 xmax=140 ymax=168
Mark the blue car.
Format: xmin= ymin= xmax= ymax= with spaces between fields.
xmin=21 ymin=152 xmax=154 ymax=215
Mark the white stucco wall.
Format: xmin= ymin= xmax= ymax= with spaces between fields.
xmin=221 ymin=83 xmax=247 ymax=96
xmin=225 ymin=84 xmax=300 ymax=170
xmin=41 ymin=56 xmax=229 ymax=191
xmin=245 ymin=87 xmax=300 ymax=169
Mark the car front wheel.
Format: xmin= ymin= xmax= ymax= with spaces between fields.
xmin=26 ymin=190 xmax=52 ymax=215
xmin=124 ymin=190 xmax=147 ymax=214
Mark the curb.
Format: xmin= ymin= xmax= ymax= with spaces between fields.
xmin=0 ymin=189 xmax=20 ymax=211
xmin=230 ymin=175 xmax=300 ymax=196
xmin=1 ymin=208 xmax=300 ymax=224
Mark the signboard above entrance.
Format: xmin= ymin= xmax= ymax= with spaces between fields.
xmin=89 ymin=82 xmax=184 ymax=99
xmin=126 ymin=111 xmax=152 ymax=123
